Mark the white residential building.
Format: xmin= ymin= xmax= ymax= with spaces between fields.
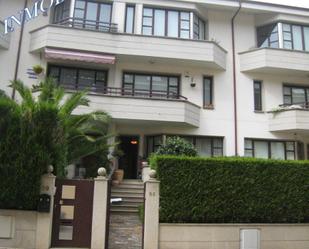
xmin=1 ymin=0 xmax=309 ymax=178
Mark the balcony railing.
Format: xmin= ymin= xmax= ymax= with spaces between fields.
xmin=62 ymin=85 xmax=188 ymax=100
xmin=54 ymin=17 xmax=118 ymax=33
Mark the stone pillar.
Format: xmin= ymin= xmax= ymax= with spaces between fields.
xmin=91 ymin=168 xmax=109 ymax=249
xmin=142 ymin=161 xmax=150 ymax=182
xmin=144 ymin=170 xmax=160 ymax=249
xmin=35 ymin=166 xmax=56 ymax=249
xmin=112 ymin=1 xmax=126 ymax=33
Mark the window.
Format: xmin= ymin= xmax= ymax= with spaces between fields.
xmin=48 ymin=65 xmax=107 ymax=92
xmin=283 ymin=85 xmax=309 ymax=105
xmin=73 ymin=0 xmax=112 ymax=31
xmin=142 ymin=8 xmax=190 ymax=39
xmin=146 ymin=135 xmax=224 ymax=157
xmin=125 ymin=5 xmax=135 ymax=33
xmin=203 ymin=76 xmax=213 ymax=108
xmin=257 ymin=23 xmax=279 ymax=48
xmin=123 ymin=73 xmax=180 ymax=98
xmin=244 ymin=139 xmax=295 ymax=160
xmin=193 ymin=14 xmax=206 ymax=40
xmin=254 ymin=80 xmax=262 ymax=111
xmin=53 ymin=0 xmax=70 ymax=23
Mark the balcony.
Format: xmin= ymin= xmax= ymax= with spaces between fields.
xmin=0 ymin=21 xmax=10 ymax=49
xmin=269 ymin=104 xmax=309 ymax=132
xmin=239 ymin=48 xmax=309 ymax=76
xmin=73 ymin=87 xmax=200 ymax=127
xmin=29 ymin=19 xmax=227 ymax=70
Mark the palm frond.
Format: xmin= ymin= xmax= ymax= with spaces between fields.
xmin=9 ymin=80 xmax=35 ymax=109
xmin=59 ymin=91 xmax=89 ymax=117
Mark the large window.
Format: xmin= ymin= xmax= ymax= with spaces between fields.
xmin=53 ymin=0 xmax=70 ymax=23
xmin=123 ymin=73 xmax=180 ymax=98
xmin=146 ymin=135 xmax=224 ymax=157
xmin=244 ymin=139 xmax=295 ymax=160
xmin=125 ymin=5 xmax=135 ymax=33
xmin=142 ymin=7 xmax=205 ymax=40
xmin=203 ymin=76 xmax=213 ymax=108
xmin=73 ymin=0 xmax=112 ymax=31
xmin=257 ymin=22 xmax=309 ymax=51
xmin=254 ymin=80 xmax=262 ymax=111
xmin=48 ymin=65 xmax=107 ymax=92
xmin=283 ymin=85 xmax=309 ymax=105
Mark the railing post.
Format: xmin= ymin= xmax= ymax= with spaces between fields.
xmin=144 ymin=170 xmax=160 ymax=249
xmin=35 ymin=165 xmax=56 ymax=249
xmin=91 ymin=168 xmax=109 ymax=249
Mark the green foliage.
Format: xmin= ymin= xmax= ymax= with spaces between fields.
xmin=0 ymin=78 xmax=112 ymax=209
xmin=151 ymin=156 xmax=309 ymax=223
xmin=138 ymin=204 xmax=144 ymax=223
xmin=155 ymin=136 xmax=197 ymax=157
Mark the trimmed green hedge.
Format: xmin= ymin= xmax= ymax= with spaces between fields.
xmin=151 ymin=156 xmax=309 ymax=223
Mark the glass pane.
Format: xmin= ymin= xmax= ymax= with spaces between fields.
xmin=143 ymin=26 xmax=152 ymax=35
xmin=254 ymin=141 xmax=268 ymax=159
xmin=152 ymin=76 xmax=168 ymax=92
xmin=284 ymin=41 xmax=292 ymax=49
xmin=125 ymin=6 xmax=134 ymax=33
xmin=60 ymin=205 xmax=74 ymax=220
xmin=62 ymin=186 xmax=76 ymax=199
xmin=96 ymin=72 xmax=106 ymax=82
xmin=49 ymin=67 xmax=60 ymax=79
xmin=124 ymin=74 xmax=133 ymax=84
xmin=271 ymin=142 xmax=285 ymax=159
xmin=284 ymin=96 xmax=292 ymax=105
xmin=245 ymin=149 xmax=253 ymax=157
xmin=283 ymin=32 xmax=292 ymax=41
xmin=283 ymin=24 xmax=291 ymax=32
xmin=245 ymin=139 xmax=253 ymax=149
xmin=292 ymin=88 xmax=305 ymax=104
xmin=143 ymin=8 xmax=153 ymax=17
xmin=86 ymin=2 xmax=98 ymax=21
xmin=135 ymin=75 xmax=151 ymax=90
xmin=304 ymin=27 xmax=309 ymax=51
xmin=292 ymin=25 xmax=303 ymax=50
xmin=169 ymin=77 xmax=178 ymax=86
xmin=147 ymin=137 xmax=154 ymax=155
xmin=74 ymin=9 xmax=84 ymax=19
xmin=100 ymin=4 xmax=112 ymax=24
xmin=286 ymin=142 xmax=295 ymax=151
xmin=180 ymin=12 xmax=189 ymax=20
xmin=154 ymin=10 xmax=165 ymax=36
xmin=204 ymin=78 xmax=212 ymax=106
xmin=75 ymin=0 xmax=85 ymax=9
xmin=199 ymin=21 xmax=205 ymax=40
xmin=286 ymin=152 xmax=295 ymax=160
xmin=180 ymin=30 xmax=189 ymax=38
xmin=196 ymin=138 xmax=212 ymax=156
xmin=181 ymin=21 xmax=189 ymax=30
xmin=167 ymin=11 xmax=179 ymax=37
xmin=283 ymin=86 xmax=291 ymax=95
xmin=59 ymin=226 xmax=73 ymax=240
xmin=270 ymin=41 xmax=279 ymax=48
xmin=78 ymin=70 xmax=95 ymax=89
xmin=269 ymin=32 xmax=278 ymax=42
xmin=60 ymin=69 xmax=77 ymax=88
xmin=213 ymin=148 xmax=223 ymax=157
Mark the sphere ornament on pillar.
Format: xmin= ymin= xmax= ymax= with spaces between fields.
xmin=47 ymin=165 xmax=54 ymax=174
xmin=149 ymin=169 xmax=157 ymax=179
xmin=98 ymin=167 xmax=107 ymax=177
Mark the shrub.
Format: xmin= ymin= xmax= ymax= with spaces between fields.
xmin=151 ymin=156 xmax=309 ymax=223
xmin=155 ymin=136 xmax=197 ymax=157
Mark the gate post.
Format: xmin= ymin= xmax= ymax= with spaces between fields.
xmin=144 ymin=170 xmax=160 ymax=249
xmin=91 ymin=168 xmax=109 ymax=249
xmin=36 ymin=165 xmax=56 ymax=249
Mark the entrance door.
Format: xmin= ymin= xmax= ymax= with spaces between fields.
xmin=118 ymin=136 xmax=139 ymax=179
xmin=51 ymin=179 xmax=94 ymax=248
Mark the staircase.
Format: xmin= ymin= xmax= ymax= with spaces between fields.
xmin=108 ymin=179 xmax=144 ymax=249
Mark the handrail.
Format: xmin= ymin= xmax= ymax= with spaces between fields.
xmin=54 ymin=17 xmax=118 ymax=32
xmin=64 ymin=85 xmax=188 ymax=100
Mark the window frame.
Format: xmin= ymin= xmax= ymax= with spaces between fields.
xmin=122 ymin=72 xmax=181 ymax=98
xmin=124 ymin=5 xmax=135 ymax=33
xmin=253 ymin=80 xmax=262 ymax=111
xmin=141 ymin=7 xmax=192 ymax=39
xmin=283 ymin=84 xmax=309 ymax=105
xmin=203 ymin=76 xmax=213 ymax=108
xmin=47 ymin=65 xmax=108 ymax=92
xmin=244 ymin=138 xmax=296 ymax=160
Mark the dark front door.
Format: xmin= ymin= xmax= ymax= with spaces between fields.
xmin=118 ymin=136 xmax=139 ymax=179
xmin=51 ymin=179 xmax=94 ymax=248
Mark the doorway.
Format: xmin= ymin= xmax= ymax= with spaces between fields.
xmin=118 ymin=136 xmax=139 ymax=179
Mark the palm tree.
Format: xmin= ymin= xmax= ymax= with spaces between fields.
xmin=8 ymin=78 xmax=112 ymax=176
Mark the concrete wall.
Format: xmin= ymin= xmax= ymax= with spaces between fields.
xmin=159 ymin=223 xmax=309 ymax=249
xmin=0 ymin=209 xmax=37 ymax=249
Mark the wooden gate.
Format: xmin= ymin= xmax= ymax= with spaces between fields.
xmin=51 ymin=179 xmax=94 ymax=248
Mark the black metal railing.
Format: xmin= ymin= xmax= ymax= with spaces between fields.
xmin=54 ymin=17 xmax=118 ymax=33
xmin=63 ymin=85 xmax=187 ymax=100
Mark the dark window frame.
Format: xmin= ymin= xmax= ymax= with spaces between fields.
xmin=203 ymin=76 xmax=213 ymax=108
xmin=124 ymin=5 xmax=135 ymax=33
xmin=244 ymin=138 xmax=296 ymax=160
xmin=283 ymin=84 xmax=309 ymax=105
xmin=257 ymin=23 xmax=279 ymax=48
xmin=193 ymin=13 xmax=206 ymax=40
xmin=47 ymin=65 xmax=108 ymax=92
xmin=122 ymin=72 xmax=181 ymax=98
xmin=142 ymin=7 xmax=191 ymax=39
xmin=254 ymin=80 xmax=262 ymax=111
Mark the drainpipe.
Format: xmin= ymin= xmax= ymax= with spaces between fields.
xmin=231 ymin=0 xmax=242 ymax=156
xmin=11 ymin=0 xmax=28 ymax=100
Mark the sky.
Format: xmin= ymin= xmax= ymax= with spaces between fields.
xmin=252 ymin=0 xmax=309 ymax=8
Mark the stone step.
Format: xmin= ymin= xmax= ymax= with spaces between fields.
xmin=111 ymin=192 xmax=144 ymax=199
xmin=111 ymin=197 xmax=144 ymax=203
xmin=113 ymin=184 xmax=144 ymax=189
xmin=110 ymin=207 xmax=139 ymax=213
xmin=111 ymin=188 xmax=144 ymax=194
xmin=111 ymin=202 xmax=142 ymax=208
xmin=121 ymin=179 xmax=143 ymax=184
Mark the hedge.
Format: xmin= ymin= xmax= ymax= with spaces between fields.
xmin=151 ymin=156 xmax=309 ymax=223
